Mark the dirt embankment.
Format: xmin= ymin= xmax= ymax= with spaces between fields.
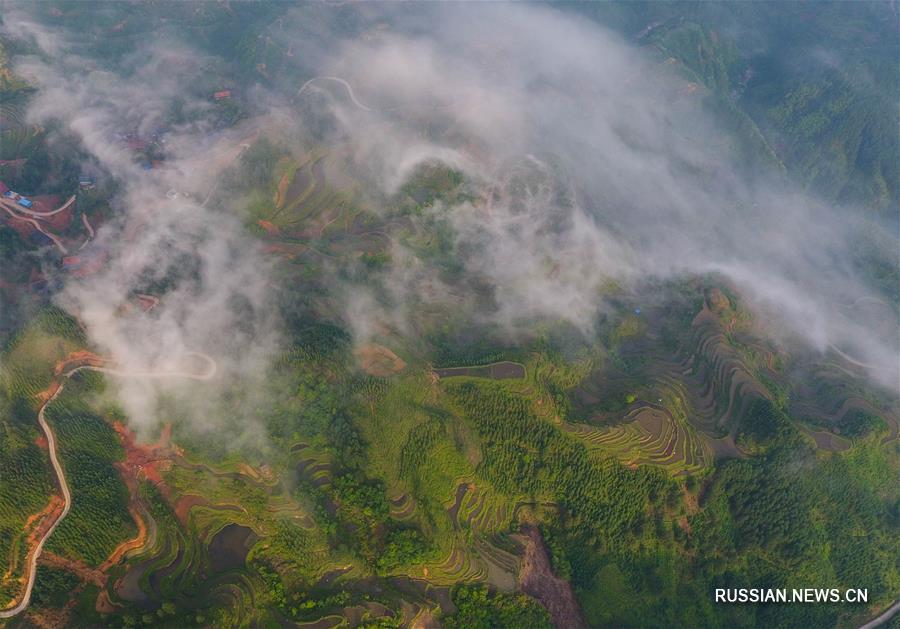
xmin=40 ymin=552 xmax=105 ymax=588
xmin=274 ymin=171 xmax=291 ymax=209
xmin=517 ymin=525 xmax=587 ymax=629
xmin=257 ymin=219 xmax=280 ymax=235
xmin=2 ymin=496 xmax=63 ymax=586
xmin=23 ymin=606 xmax=70 ymax=629
xmin=411 ymin=608 xmax=440 ymax=629
xmin=54 ymin=350 xmax=107 ymax=376
xmin=5 ymin=351 xmax=217 ymax=618
xmin=112 ymin=421 xmax=174 ymax=498
xmin=355 ymin=343 xmax=406 ymax=377
xmin=100 ymin=505 xmax=148 ymax=571
xmin=105 ymin=421 xmax=171 ymax=565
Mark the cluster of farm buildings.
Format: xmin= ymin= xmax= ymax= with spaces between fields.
xmin=0 ymin=179 xmax=107 ymax=288
xmin=2 ymin=89 xmax=237 ymax=290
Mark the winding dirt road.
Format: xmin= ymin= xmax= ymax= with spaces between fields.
xmin=5 ymin=195 xmax=75 ymax=219
xmin=0 ymin=198 xmax=69 ymax=254
xmin=0 ymin=380 xmax=72 ymax=619
xmin=0 ymin=353 xmax=217 ymax=619
xmin=828 ymin=344 xmax=879 ymax=371
xmin=77 ymin=213 xmax=95 ymax=252
xmin=297 ymin=76 xmax=373 ymax=111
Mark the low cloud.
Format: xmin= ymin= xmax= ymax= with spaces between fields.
xmin=283 ymin=3 xmax=898 ymax=389
xmin=3 ymin=0 xmax=896 ymax=429
xmin=3 ymin=10 xmax=281 ymax=444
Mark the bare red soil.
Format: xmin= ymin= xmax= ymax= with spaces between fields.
xmin=23 ymin=607 xmax=70 ymax=629
xmin=54 ymin=350 xmax=107 ymax=376
xmin=1 ymin=353 xmax=114 ymax=605
xmin=263 ymin=242 xmax=306 ymax=258
xmin=113 ymin=422 xmax=171 ymax=489
xmin=100 ymin=422 xmax=174 ymax=570
xmin=30 ymin=196 xmax=71 ymax=231
xmin=100 ymin=506 xmax=148 ymax=571
xmin=258 ymin=219 xmax=280 ymax=235
xmin=134 ymin=294 xmax=160 ymax=312
xmin=4 ymin=214 xmax=39 ymax=241
xmin=3 ymin=496 xmax=62 ymax=585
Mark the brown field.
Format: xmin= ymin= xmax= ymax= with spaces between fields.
xmin=355 ymin=343 xmax=406 ymax=377
xmin=433 ymin=361 xmax=525 ymax=380
xmin=635 ymin=409 xmax=665 ymax=439
xmin=705 ymin=434 xmax=746 ymax=459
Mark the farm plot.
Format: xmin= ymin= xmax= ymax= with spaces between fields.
xmin=422 ymin=544 xmax=486 ymax=585
xmin=564 ymin=402 xmax=711 ymax=475
xmin=433 ymin=361 xmax=526 ymax=381
xmin=265 ymin=154 xmax=351 ymax=236
xmin=448 ymin=484 xmax=512 ymax=534
xmin=250 ymin=147 xmax=408 ymax=268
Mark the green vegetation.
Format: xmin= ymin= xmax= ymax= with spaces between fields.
xmin=0 ymin=415 xmax=52 ymax=605
xmin=31 ymin=565 xmax=80 ymax=609
xmin=0 ymin=3 xmax=897 ymax=627
xmin=0 ymin=308 xmax=85 ymax=606
xmin=45 ymin=371 xmax=135 ymax=567
xmin=398 ymin=162 xmax=468 ymax=211
xmin=7 ymin=289 xmax=892 ymax=628
xmin=736 ymin=398 xmax=795 ymax=452
xmin=442 ymin=585 xmax=551 ymax=629
xmin=838 ymin=409 xmax=888 ymax=439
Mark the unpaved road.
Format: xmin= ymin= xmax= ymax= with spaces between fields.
xmin=0 ymin=198 xmax=69 ymax=254
xmin=859 ymin=600 xmax=900 ymax=629
xmin=77 ymin=213 xmax=95 ymax=251
xmin=0 ymin=353 xmax=217 ymax=619
xmin=297 ymin=76 xmax=373 ymax=111
xmin=0 ymin=379 xmax=72 ymax=619
xmin=3 ymin=195 xmax=75 ymax=218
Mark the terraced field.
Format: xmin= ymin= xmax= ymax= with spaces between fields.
xmin=446 ymin=483 xmax=513 ymax=534
xmin=250 ymin=148 xmax=403 ymax=267
xmin=2 ymin=4 xmax=898 ymax=627
xmin=563 ymin=404 xmax=712 ymax=475
xmin=560 ymin=286 xmax=900 ymax=478
xmin=7 ymin=286 xmax=894 ymax=627
xmin=268 ymin=154 xmax=346 ymax=231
